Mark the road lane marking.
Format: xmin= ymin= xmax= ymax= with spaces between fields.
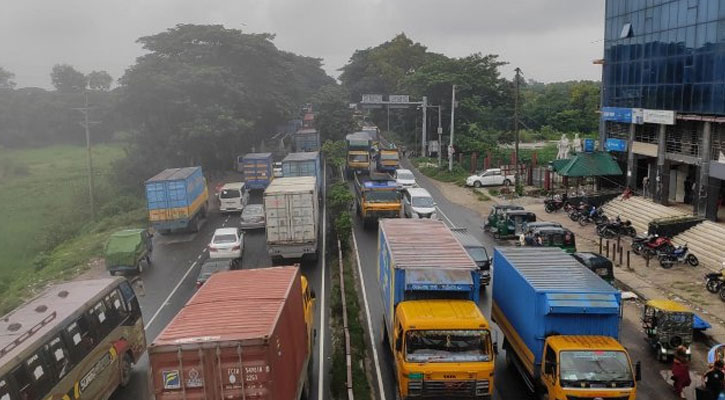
xmin=435 ymin=206 xmax=455 ymax=227
xmin=352 ymin=230 xmax=386 ymax=400
xmin=317 ymin=161 xmax=327 ymax=400
xmin=144 ymin=259 xmax=199 ymax=330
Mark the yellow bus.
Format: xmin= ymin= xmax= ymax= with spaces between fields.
xmin=0 ymin=277 xmax=146 ymax=400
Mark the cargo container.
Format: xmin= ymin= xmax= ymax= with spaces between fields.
xmin=264 ymin=177 xmax=319 ymax=262
xmin=292 ymin=129 xmax=320 ymax=152
xmin=237 ymin=153 xmax=273 ymax=190
xmin=492 ymin=247 xmax=640 ymax=399
xmin=145 ymin=167 xmax=209 ymax=233
xmin=282 ymin=151 xmax=321 ymax=192
xmin=378 ymin=219 xmax=494 ymax=399
xmin=148 ymin=266 xmax=315 ymax=400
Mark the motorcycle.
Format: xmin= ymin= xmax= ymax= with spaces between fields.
xmin=578 ymin=206 xmax=609 ymax=226
xmin=639 ymin=235 xmax=675 ymax=260
xmin=567 ymin=202 xmax=589 ymax=222
xmin=596 ymin=216 xmax=636 ymax=239
xmin=705 ymin=270 xmax=725 ymax=293
xmin=544 ymin=193 xmax=569 ymax=213
xmin=658 ymin=244 xmax=698 ymax=269
xmin=720 ymin=285 xmax=725 ymax=302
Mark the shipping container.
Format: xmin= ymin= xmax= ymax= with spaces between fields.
xmin=145 ymin=167 xmax=209 ymax=233
xmin=281 ymin=152 xmax=321 ymax=191
xmin=264 ymin=177 xmax=319 ymax=261
xmin=148 ymin=267 xmax=311 ymax=400
xmin=378 ymin=219 xmax=480 ymax=329
xmin=238 ymin=153 xmax=273 ymax=190
xmin=492 ymin=247 xmax=636 ymax=398
xmin=292 ymin=129 xmax=320 ymax=152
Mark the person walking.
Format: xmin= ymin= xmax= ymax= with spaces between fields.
xmin=672 ymin=346 xmax=692 ymax=399
xmin=642 ymin=175 xmax=650 ymax=198
xmin=703 ymin=360 xmax=725 ymax=400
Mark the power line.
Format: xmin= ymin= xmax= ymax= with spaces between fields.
xmin=72 ymin=92 xmax=101 ymax=220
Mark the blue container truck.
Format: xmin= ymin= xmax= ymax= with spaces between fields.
xmin=238 ymin=152 xmax=273 ymax=190
xmin=378 ymin=219 xmax=495 ymax=399
xmin=292 ymin=129 xmax=320 ymax=152
xmin=145 ymin=167 xmax=209 ymax=234
xmin=282 ymin=151 xmax=321 ymax=192
xmin=491 ymin=247 xmax=640 ymax=399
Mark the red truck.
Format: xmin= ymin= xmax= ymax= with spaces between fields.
xmin=148 ymin=266 xmax=315 ymax=400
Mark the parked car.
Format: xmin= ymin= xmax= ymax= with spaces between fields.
xmin=273 ymin=162 xmax=284 ymax=178
xmin=104 ymin=229 xmax=153 ymax=275
xmin=209 ymin=227 xmax=244 ymax=259
xmin=571 ymin=252 xmax=615 ymax=284
xmin=465 ymin=168 xmax=513 ymax=188
xmin=240 ymin=204 xmax=266 ymax=230
xmin=196 ymin=258 xmax=235 ymax=288
xmin=218 ymin=182 xmax=249 ymax=213
xmin=394 ymin=168 xmax=416 ymax=188
xmin=401 ymin=187 xmax=437 ymax=219
xmin=450 ymin=227 xmax=492 ymax=287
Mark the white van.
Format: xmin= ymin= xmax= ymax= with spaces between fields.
xmin=402 ymin=187 xmax=437 ymax=219
xmin=219 ymin=182 xmax=249 ymax=213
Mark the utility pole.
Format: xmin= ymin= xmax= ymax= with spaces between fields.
xmin=448 ymin=85 xmax=456 ymax=171
xmin=386 ymin=104 xmax=390 ymax=133
xmin=74 ymin=92 xmax=99 ymax=220
xmin=421 ymin=96 xmax=428 ymax=157
xmin=437 ymin=106 xmax=443 ymax=167
xmin=514 ymin=68 xmax=522 ymax=191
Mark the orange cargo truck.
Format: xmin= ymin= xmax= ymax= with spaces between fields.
xmin=148 ymin=266 xmax=315 ymax=400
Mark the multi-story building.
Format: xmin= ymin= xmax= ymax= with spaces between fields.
xmin=602 ymin=0 xmax=725 ymax=221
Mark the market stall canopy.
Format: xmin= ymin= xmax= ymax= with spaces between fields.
xmin=551 ymin=152 xmax=623 ymax=177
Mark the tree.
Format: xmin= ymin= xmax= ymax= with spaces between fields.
xmin=0 ymin=67 xmax=15 ymax=89
xmin=310 ymin=85 xmax=355 ymax=142
xmin=87 ymin=71 xmax=113 ymax=91
xmin=50 ymin=64 xmax=87 ymax=93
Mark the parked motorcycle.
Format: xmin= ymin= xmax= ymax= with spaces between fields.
xmin=596 ymin=216 xmax=636 ymax=239
xmin=567 ymin=202 xmax=589 ymax=221
xmin=705 ymin=270 xmax=725 ymax=293
xmin=578 ymin=206 xmax=609 ymax=226
xmin=720 ymin=284 xmax=725 ymax=302
xmin=544 ymin=193 xmax=569 ymax=213
xmin=639 ymin=235 xmax=675 ymax=260
xmin=658 ymin=244 xmax=698 ymax=268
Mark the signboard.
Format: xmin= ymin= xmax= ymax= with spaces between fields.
xmin=601 ymin=107 xmax=633 ymax=123
xmin=583 ymin=138 xmax=595 ymax=152
xmin=361 ymin=94 xmax=383 ymax=104
xmin=642 ymin=109 xmax=676 ymax=125
xmin=388 ymin=95 xmax=410 ymax=103
xmin=605 ymin=138 xmax=628 ymax=152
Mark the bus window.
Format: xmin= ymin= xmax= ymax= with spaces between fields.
xmin=66 ymin=317 xmax=95 ymax=362
xmin=119 ymin=281 xmax=141 ymax=320
xmin=45 ymin=336 xmax=72 ymax=380
xmin=24 ymin=352 xmax=52 ymax=398
xmin=102 ymin=294 xmax=120 ymax=326
xmin=108 ymin=289 xmax=127 ymax=316
xmin=89 ymin=301 xmax=113 ymax=337
xmin=0 ymin=378 xmax=18 ymax=400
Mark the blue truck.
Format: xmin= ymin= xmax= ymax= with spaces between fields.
xmin=378 ymin=219 xmax=495 ymax=399
xmin=237 ymin=152 xmax=273 ymax=190
xmin=281 ymin=151 xmax=321 ymax=192
xmin=492 ymin=247 xmax=640 ymax=399
xmin=145 ymin=167 xmax=209 ymax=234
xmin=292 ymin=128 xmax=320 ymax=152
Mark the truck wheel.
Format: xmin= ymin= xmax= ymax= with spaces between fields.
xmin=120 ymin=353 xmax=133 ymax=387
xmin=381 ymin=319 xmax=389 ymax=346
xmin=301 ymin=377 xmax=311 ymax=400
xmin=201 ymin=204 xmax=208 ymax=218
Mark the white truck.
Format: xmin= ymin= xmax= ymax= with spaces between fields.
xmin=263 ymin=176 xmax=319 ymax=263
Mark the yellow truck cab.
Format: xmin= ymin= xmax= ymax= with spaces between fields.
xmin=345 ymin=131 xmax=373 ymax=177
xmin=301 ymin=275 xmax=316 ymax=353
xmin=393 ymin=300 xmax=494 ymax=398
xmin=354 ymin=172 xmax=401 ymax=228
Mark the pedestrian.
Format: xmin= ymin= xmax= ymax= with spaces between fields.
xmin=703 ymin=360 xmax=725 ymax=400
xmin=672 ymin=345 xmax=692 ymax=399
xmin=642 ymin=176 xmax=650 ymax=197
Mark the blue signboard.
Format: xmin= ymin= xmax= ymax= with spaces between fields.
xmin=583 ymin=138 xmax=595 ymax=152
xmin=605 ymin=138 xmax=628 ymax=152
xmin=601 ymin=107 xmax=633 ymax=123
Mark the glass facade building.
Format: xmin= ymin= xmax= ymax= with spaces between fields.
xmin=604 ymin=0 xmax=725 ymax=115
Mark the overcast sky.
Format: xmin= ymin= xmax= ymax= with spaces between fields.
xmin=1 ymin=0 xmax=605 ymax=89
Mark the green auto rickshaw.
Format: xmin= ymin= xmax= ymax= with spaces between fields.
xmin=104 ymin=229 xmax=153 ymax=275
xmin=642 ymin=299 xmax=693 ymax=362
xmin=526 ymin=226 xmax=577 ymax=253
xmin=483 ymin=204 xmax=524 ymax=233
xmin=490 ymin=210 xmax=537 ymax=239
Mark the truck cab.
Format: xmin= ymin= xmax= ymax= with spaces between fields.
xmin=301 ymin=275 xmax=316 ymax=354
xmin=376 ymin=148 xmax=400 ymax=173
xmin=391 ymin=300 xmax=495 ymax=399
xmin=345 ymin=132 xmax=373 ymax=176
xmin=539 ymin=336 xmax=639 ymax=400
xmin=354 ymin=173 xmax=401 ymax=227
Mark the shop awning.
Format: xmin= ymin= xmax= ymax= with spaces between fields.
xmin=551 ymin=152 xmax=623 ymax=177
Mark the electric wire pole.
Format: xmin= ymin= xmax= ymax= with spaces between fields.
xmin=448 ymin=85 xmax=456 ymax=171
xmin=421 ymin=96 xmax=428 ymax=157
xmin=74 ymin=92 xmax=100 ymax=220
xmin=514 ymin=68 xmax=522 ymax=192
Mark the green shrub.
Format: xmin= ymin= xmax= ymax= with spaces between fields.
xmin=334 ymin=213 xmax=352 ymax=247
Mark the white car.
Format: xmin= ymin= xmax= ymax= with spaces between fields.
xmin=273 ymin=162 xmax=283 ymax=178
xmin=394 ymin=169 xmax=417 ymax=188
xmin=465 ymin=168 xmax=513 ymax=188
xmin=209 ymin=228 xmax=244 ymax=259
xmin=402 ymin=187 xmax=437 ymax=219
xmin=219 ymin=182 xmax=249 ymax=213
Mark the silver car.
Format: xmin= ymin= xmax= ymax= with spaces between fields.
xmin=240 ymin=204 xmax=266 ymax=230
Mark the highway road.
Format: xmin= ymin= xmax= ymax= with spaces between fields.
xmin=111 ymin=170 xmax=331 ymax=400
xmin=351 ymin=160 xmax=678 ymax=400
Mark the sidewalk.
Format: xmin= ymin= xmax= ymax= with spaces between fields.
xmin=415 ymin=174 xmax=725 ymax=348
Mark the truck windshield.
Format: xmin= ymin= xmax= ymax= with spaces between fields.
xmin=559 ymin=351 xmax=633 ymax=386
xmin=349 ymin=154 xmax=369 ymax=162
xmin=381 ymin=153 xmax=399 ymax=160
xmin=466 ymin=247 xmax=488 ymax=263
xmin=365 ymin=191 xmax=400 ymax=203
xmin=405 ymin=330 xmax=492 ymax=363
